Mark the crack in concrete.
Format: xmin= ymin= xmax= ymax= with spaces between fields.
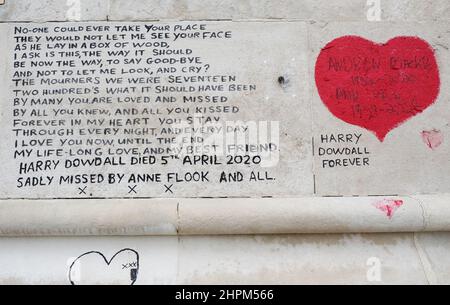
xmin=412 ymin=196 xmax=427 ymax=232
xmin=413 ymin=232 xmax=438 ymax=285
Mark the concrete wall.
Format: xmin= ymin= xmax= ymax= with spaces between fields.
xmin=2 ymin=233 xmax=450 ymax=285
xmin=1 ymin=0 xmax=449 ymax=22
xmin=0 ymin=0 xmax=449 ymax=285
xmin=0 ymin=4 xmax=448 ymax=199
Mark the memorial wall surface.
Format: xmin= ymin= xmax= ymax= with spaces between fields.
xmin=0 ymin=0 xmax=450 ymax=286
xmin=0 ymin=20 xmax=448 ymax=199
xmin=1 ymin=21 xmax=311 ymax=198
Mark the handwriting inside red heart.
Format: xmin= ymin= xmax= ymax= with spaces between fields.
xmin=315 ymin=36 xmax=440 ymax=141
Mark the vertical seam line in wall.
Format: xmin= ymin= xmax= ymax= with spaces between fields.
xmin=306 ymin=22 xmax=316 ymax=195
xmin=176 ymin=202 xmax=181 ymax=234
xmin=176 ymin=201 xmax=181 ymax=284
xmin=413 ymin=232 xmax=437 ymax=285
xmin=106 ymin=0 xmax=111 ymax=21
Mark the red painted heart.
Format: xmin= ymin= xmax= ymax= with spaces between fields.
xmin=315 ymin=36 xmax=440 ymax=141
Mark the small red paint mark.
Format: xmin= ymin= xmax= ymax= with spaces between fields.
xmin=373 ymin=199 xmax=404 ymax=219
xmin=315 ymin=36 xmax=440 ymax=141
xmin=422 ymin=129 xmax=443 ymax=150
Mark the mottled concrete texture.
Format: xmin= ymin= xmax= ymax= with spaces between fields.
xmin=0 ymin=233 xmax=444 ymax=285
xmin=382 ymin=0 xmax=450 ymax=21
xmin=109 ymin=0 xmax=367 ymax=21
xmin=415 ymin=233 xmax=450 ymax=284
xmin=0 ymin=199 xmax=179 ymax=236
xmin=108 ymin=0 xmax=450 ymax=21
xmin=0 ymin=0 xmax=108 ymax=22
xmin=1 ymin=195 xmax=449 ymax=236
xmin=0 ymin=0 xmax=449 ymax=22
xmin=177 ymin=234 xmax=428 ymax=284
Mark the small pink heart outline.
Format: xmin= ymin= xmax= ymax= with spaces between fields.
xmin=421 ymin=129 xmax=443 ymax=150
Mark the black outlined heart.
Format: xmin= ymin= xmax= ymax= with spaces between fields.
xmin=68 ymin=248 xmax=139 ymax=285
